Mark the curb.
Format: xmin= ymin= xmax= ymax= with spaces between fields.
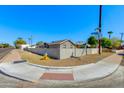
xmin=0 ymin=53 xmax=122 ymax=82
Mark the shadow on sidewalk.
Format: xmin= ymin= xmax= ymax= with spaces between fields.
xmin=0 ymin=70 xmax=31 ymax=82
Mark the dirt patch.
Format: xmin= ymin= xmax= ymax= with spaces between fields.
xmin=18 ymin=50 xmax=113 ymax=67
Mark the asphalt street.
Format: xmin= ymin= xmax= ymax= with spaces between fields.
xmin=0 ymin=48 xmax=13 ymax=60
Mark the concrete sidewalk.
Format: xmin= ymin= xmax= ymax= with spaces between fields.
xmin=0 ymin=49 xmax=21 ymax=63
xmin=0 ymin=50 xmax=123 ymax=82
xmin=0 ymin=62 xmax=45 ymax=82
xmin=73 ymin=54 xmax=122 ymax=81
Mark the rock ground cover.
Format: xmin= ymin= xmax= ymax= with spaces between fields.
xmin=18 ymin=50 xmax=113 ymax=67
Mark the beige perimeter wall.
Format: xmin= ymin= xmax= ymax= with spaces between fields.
xmin=26 ymin=48 xmax=98 ymax=59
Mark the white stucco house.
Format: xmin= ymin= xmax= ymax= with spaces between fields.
xmin=19 ymin=44 xmax=30 ymax=50
xmin=19 ymin=44 xmax=36 ymax=50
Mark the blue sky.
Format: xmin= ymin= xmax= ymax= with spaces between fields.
xmin=0 ymin=5 xmax=124 ymax=45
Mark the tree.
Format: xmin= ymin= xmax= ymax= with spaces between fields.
xmin=91 ymin=32 xmax=99 ymax=40
xmin=88 ymin=36 xmax=98 ymax=48
xmin=108 ymin=31 xmax=113 ymax=39
xmin=111 ymin=37 xmax=121 ymax=49
xmin=14 ymin=37 xmax=27 ymax=48
xmin=0 ymin=44 xmax=3 ymax=48
xmin=101 ymin=37 xmax=112 ymax=48
xmin=0 ymin=43 xmax=11 ymax=48
xmin=2 ymin=43 xmax=10 ymax=48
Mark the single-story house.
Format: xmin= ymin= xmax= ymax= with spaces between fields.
xmin=27 ymin=39 xmax=98 ymax=59
xmin=37 ymin=39 xmax=76 ymax=49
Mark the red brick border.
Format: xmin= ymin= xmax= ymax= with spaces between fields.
xmin=41 ymin=73 xmax=74 ymax=80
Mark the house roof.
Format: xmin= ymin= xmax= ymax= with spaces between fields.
xmin=48 ymin=39 xmax=75 ymax=46
xmin=36 ymin=39 xmax=76 ymax=47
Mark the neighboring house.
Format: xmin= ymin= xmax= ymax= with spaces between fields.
xmin=30 ymin=45 xmax=36 ymax=48
xmin=36 ymin=43 xmax=49 ymax=48
xmin=19 ymin=44 xmax=36 ymax=50
xmin=75 ymin=43 xmax=91 ymax=48
xmin=83 ymin=43 xmax=91 ymax=48
xmin=36 ymin=44 xmax=44 ymax=48
xmin=19 ymin=44 xmax=30 ymax=50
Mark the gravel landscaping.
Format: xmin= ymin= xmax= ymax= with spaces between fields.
xmin=18 ymin=50 xmax=113 ymax=67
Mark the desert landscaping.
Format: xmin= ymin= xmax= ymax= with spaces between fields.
xmin=19 ymin=50 xmax=113 ymax=67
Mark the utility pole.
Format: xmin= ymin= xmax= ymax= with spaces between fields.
xmin=30 ymin=35 xmax=33 ymax=46
xmin=120 ymin=33 xmax=124 ymax=45
xmin=28 ymin=38 xmax=30 ymax=45
xmin=98 ymin=5 xmax=102 ymax=55
xmin=28 ymin=35 xmax=33 ymax=46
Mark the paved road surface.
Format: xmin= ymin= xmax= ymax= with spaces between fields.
xmin=0 ymin=48 xmax=13 ymax=61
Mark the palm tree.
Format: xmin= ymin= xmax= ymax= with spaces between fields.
xmin=108 ymin=31 xmax=113 ymax=39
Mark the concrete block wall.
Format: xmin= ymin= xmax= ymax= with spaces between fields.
xmin=60 ymin=48 xmax=98 ymax=59
xmin=60 ymin=49 xmax=74 ymax=59
xmin=26 ymin=48 xmax=98 ymax=59
xmin=112 ymin=49 xmax=124 ymax=53
xmin=26 ymin=48 xmax=60 ymax=59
